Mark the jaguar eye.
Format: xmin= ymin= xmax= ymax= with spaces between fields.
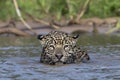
xmin=48 ymin=45 xmax=55 ymax=50
xmin=64 ymin=45 xmax=70 ymax=51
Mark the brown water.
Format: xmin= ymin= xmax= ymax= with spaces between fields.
xmin=0 ymin=35 xmax=120 ymax=80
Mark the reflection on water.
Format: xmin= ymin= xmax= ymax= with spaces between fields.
xmin=0 ymin=35 xmax=120 ymax=80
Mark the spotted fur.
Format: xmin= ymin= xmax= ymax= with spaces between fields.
xmin=38 ymin=31 xmax=90 ymax=65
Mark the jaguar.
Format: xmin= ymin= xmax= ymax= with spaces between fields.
xmin=37 ymin=31 xmax=90 ymax=65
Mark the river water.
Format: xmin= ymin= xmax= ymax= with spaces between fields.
xmin=0 ymin=35 xmax=120 ymax=80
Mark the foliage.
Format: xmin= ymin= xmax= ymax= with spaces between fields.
xmin=85 ymin=0 xmax=120 ymax=18
xmin=0 ymin=0 xmax=120 ymax=21
xmin=0 ymin=1 xmax=16 ymax=20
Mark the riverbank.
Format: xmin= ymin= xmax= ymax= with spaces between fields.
xmin=0 ymin=17 xmax=119 ymax=36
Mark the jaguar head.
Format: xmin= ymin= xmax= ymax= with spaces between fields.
xmin=40 ymin=43 xmax=76 ymax=65
xmin=37 ymin=31 xmax=79 ymax=65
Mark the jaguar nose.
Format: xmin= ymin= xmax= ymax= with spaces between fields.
xmin=55 ymin=54 xmax=63 ymax=60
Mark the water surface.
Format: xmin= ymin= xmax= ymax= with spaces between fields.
xmin=0 ymin=35 xmax=120 ymax=80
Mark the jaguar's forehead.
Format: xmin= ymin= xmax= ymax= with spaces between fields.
xmin=44 ymin=31 xmax=68 ymax=44
xmin=48 ymin=31 xmax=68 ymax=38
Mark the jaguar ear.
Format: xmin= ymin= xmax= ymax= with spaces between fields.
xmin=72 ymin=34 xmax=79 ymax=39
xmin=37 ymin=34 xmax=44 ymax=40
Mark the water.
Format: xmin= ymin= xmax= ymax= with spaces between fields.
xmin=0 ymin=35 xmax=120 ymax=80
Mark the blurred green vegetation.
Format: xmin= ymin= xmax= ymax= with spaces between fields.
xmin=0 ymin=0 xmax=120 ymax=21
